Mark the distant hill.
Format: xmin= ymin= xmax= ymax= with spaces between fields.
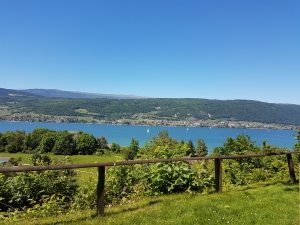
xmin=20 ymin=89 xmax=148 ymax=99
xmin=1 ymin=87 xmax=300 ymax=127
xmin=0 ymin=88 xmax=39 ymax=97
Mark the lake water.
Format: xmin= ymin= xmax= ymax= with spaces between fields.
xmin=0 ymin=121 xmax=297 ymax=152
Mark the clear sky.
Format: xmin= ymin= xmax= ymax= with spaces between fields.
xmin=0 ymin=0 xmax=299 ymax=104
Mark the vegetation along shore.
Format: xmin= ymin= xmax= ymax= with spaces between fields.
xmin=0 ymin=128 xmax=300 ymax=223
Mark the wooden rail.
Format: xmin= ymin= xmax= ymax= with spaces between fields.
xmin=0 ymin=151 xmax=299 ymax=216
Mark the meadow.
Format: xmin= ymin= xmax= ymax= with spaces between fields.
xmin=0 ymin=152 xmax=121 ymax=182
xmin=1 ymin=131 xmax=299 ymax=224
xmin=5 ymin=181 xmax=299 ymax=225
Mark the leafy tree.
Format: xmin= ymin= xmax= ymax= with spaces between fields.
xmin=24 ymin=128 xmax=50 ymax=151
xmin=1 ymin=130 xmax=25 ymax=153
xmin=124 ymin=138 xmax=139 ymax=160
xmin=110 ymin=142 xmax=121 ymax=153
xmin=262 ymin=139 xmax=288 ymax=153
xmin=293 ymin=130 xmax=300 ymax=151
xmin=37 ymin=131 xmax=57 ymax=153
xmin=52 ymin=130 xmax=75 ymax=155
xmin=0 ymin=131 xmax=9 ymax=152
xmin=96 ymin=135 xmax=108 ymax=150
xmin=139 ymin=131 xmax=191 ymax=159
xmin=76 ymin=132 xmax=96 ymax=155
xmin=30 ymin=153 xmax=52 ymax=166
xmin=213 ymin=134 xmax=260 ymax=156
xmin=0 ymin=132 xmax=4 ymax=152
xmin=187 ymin=140 xmax=195 ymax=156
xmin=151 ymin=130 xmax=177 ymax=149
xmin=196 ymin=139 xmax=208 ymax=156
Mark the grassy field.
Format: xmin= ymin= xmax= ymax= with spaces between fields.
xmin=1 ymin=153 xmax=299 ymax=224
xmin=0 ymin=152 xmax=122 ymax=182
xmin=0 ymin=152 xmax=121 ymax=164
xmin=5 ymin=181 xmax=299 ymax=225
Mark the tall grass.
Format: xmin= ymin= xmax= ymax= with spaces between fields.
xmin=7 ymin=181 xmax=299 ymax=225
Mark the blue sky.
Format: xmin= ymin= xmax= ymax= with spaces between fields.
xmin=0 ymin=0 xmax=299 ymax=104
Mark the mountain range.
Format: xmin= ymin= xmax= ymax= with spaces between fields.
xmin=0 ymin=88 xmax=147 ymax=99
xmin=0 ymin=87 xmax=299 ymax=127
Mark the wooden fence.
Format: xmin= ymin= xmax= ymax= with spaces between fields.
xmin=0 ymin=151 xmax=299 ymax=216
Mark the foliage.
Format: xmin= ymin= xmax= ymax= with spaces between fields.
xmin=124 ymin=138 xmax=139 ymax=160
xmin=75 ymin=132 xmax=96 ymax=155
xmin=213 ymin=134 xmax=292 ymax=188
xmin=96 ymin=135 xmax=109 ymax=150
xmin=52 ymin=131 xmax=76 ymax=155
xmin=139 ymin=131 xmax=190 ymax=159
xmin=0 ymin=130 xmax=25 ymax=153
xmin=1 ymin=95 xmax=300 ymax=125
xmin=0 ymin=156 xmax=78 ymax=213
xmin=30 ymin=153 xmax=51 ymax=166
xmin=187 ymin=140 xmax=195 ymax=156
xmin=0 ymin=128 xmax=109 ymax=155
xmin=146 ymin=161 xmax=214 ymax=194
xmin=37 ymin=131 xmax=57 ymax=153
xmin=105 ymin=164 xmax=145 ymax=205
xmin=110 ymin=142 xmax=121 ymax=153
xmin=0 ymin=131 xmax=297 ymax=222
xmin=293 ymin=129 xmax=300 ymax=151
xmin=195 ymin=138 xmax=208 ymax=156
xmin=213 ymin=134 xmax=260 ymax=156
xmin=70 ymin=178 xmax=97 ymax=210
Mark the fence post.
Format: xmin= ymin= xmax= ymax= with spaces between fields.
xmin=286 ymin=154 xmax=296 ymax=183
xmin=214 ymin=158 xmax=222 ymax=192
xmin=97 ymin=166 xmax=105 ymax=216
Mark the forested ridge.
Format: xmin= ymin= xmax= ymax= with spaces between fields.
xmin=0 ymin=95 xmax=300 ymax=126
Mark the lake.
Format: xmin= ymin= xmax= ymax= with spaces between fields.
xmin=0 ymin=121 xmax=297 ymax=152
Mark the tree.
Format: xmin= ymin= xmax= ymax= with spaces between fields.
xmin=213 ymin=134 xmax=260 ymax=156
xmin=1 ymin=130 xmax=25 ymax=153
xmin=0 ymin=132 xmax=6 ymax=152
xmin=38 ymin=132 xmax=57 ymax=153
xmin=96 ymin=135 xmax=108 ymax=150
xmin=24 ymin=128 xmax=50 ymax=151
xmin=52 ymin=131 xmax=75 ymax=155
xmin=139 ymin=131 xmax=189 ymax=159
xmin=110 ymin=142 xmax=121 ymax=153
xmin=293 ymin=130 xmax=300 ymax=151
xmin=76 ymin=132 xmax=96 ymax=155
xmin=124 ymin=138 xmax=139 ymax=160
xmin=30 ymin=153 xmax=52 ymax=166
xmin=187 ymin=140 xmax=195 ymax=156
xmin=196 ymin=138 xmax=208 ymax=156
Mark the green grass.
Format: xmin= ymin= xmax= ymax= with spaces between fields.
xmin=0 ymin=152 xmax=120 ymax=165
xmin=0 ymin=152 xmax=122 ymax=182
xmin=5 ymin=182 xmax=299 ymax=225
xmin=0 ymin=109 xmax=10 ymax=116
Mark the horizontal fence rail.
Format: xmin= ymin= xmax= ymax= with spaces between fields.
xmin=0 ymin=151 xmax=299 ymax=216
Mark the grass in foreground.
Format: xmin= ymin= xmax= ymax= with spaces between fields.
xmin=7 ymin=182 xmax=299 ymax=225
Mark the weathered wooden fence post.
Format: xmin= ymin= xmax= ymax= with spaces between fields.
xmin=214 ymin=158 xmax=222 ymax=192
xmin=286 ymin=153 xmax=296 ymax=183
xmin=97 ymin=166 xmax=105 ymax=216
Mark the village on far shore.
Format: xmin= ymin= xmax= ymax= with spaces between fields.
xmin=0 ymin=114 xmax=298 ymax=131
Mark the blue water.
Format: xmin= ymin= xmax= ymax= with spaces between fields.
xmin=0 ymin=122 xmax=297 ymax=151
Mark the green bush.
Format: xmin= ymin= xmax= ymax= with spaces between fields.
xmin=0 ymin=157 xmax=78 ymax=214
